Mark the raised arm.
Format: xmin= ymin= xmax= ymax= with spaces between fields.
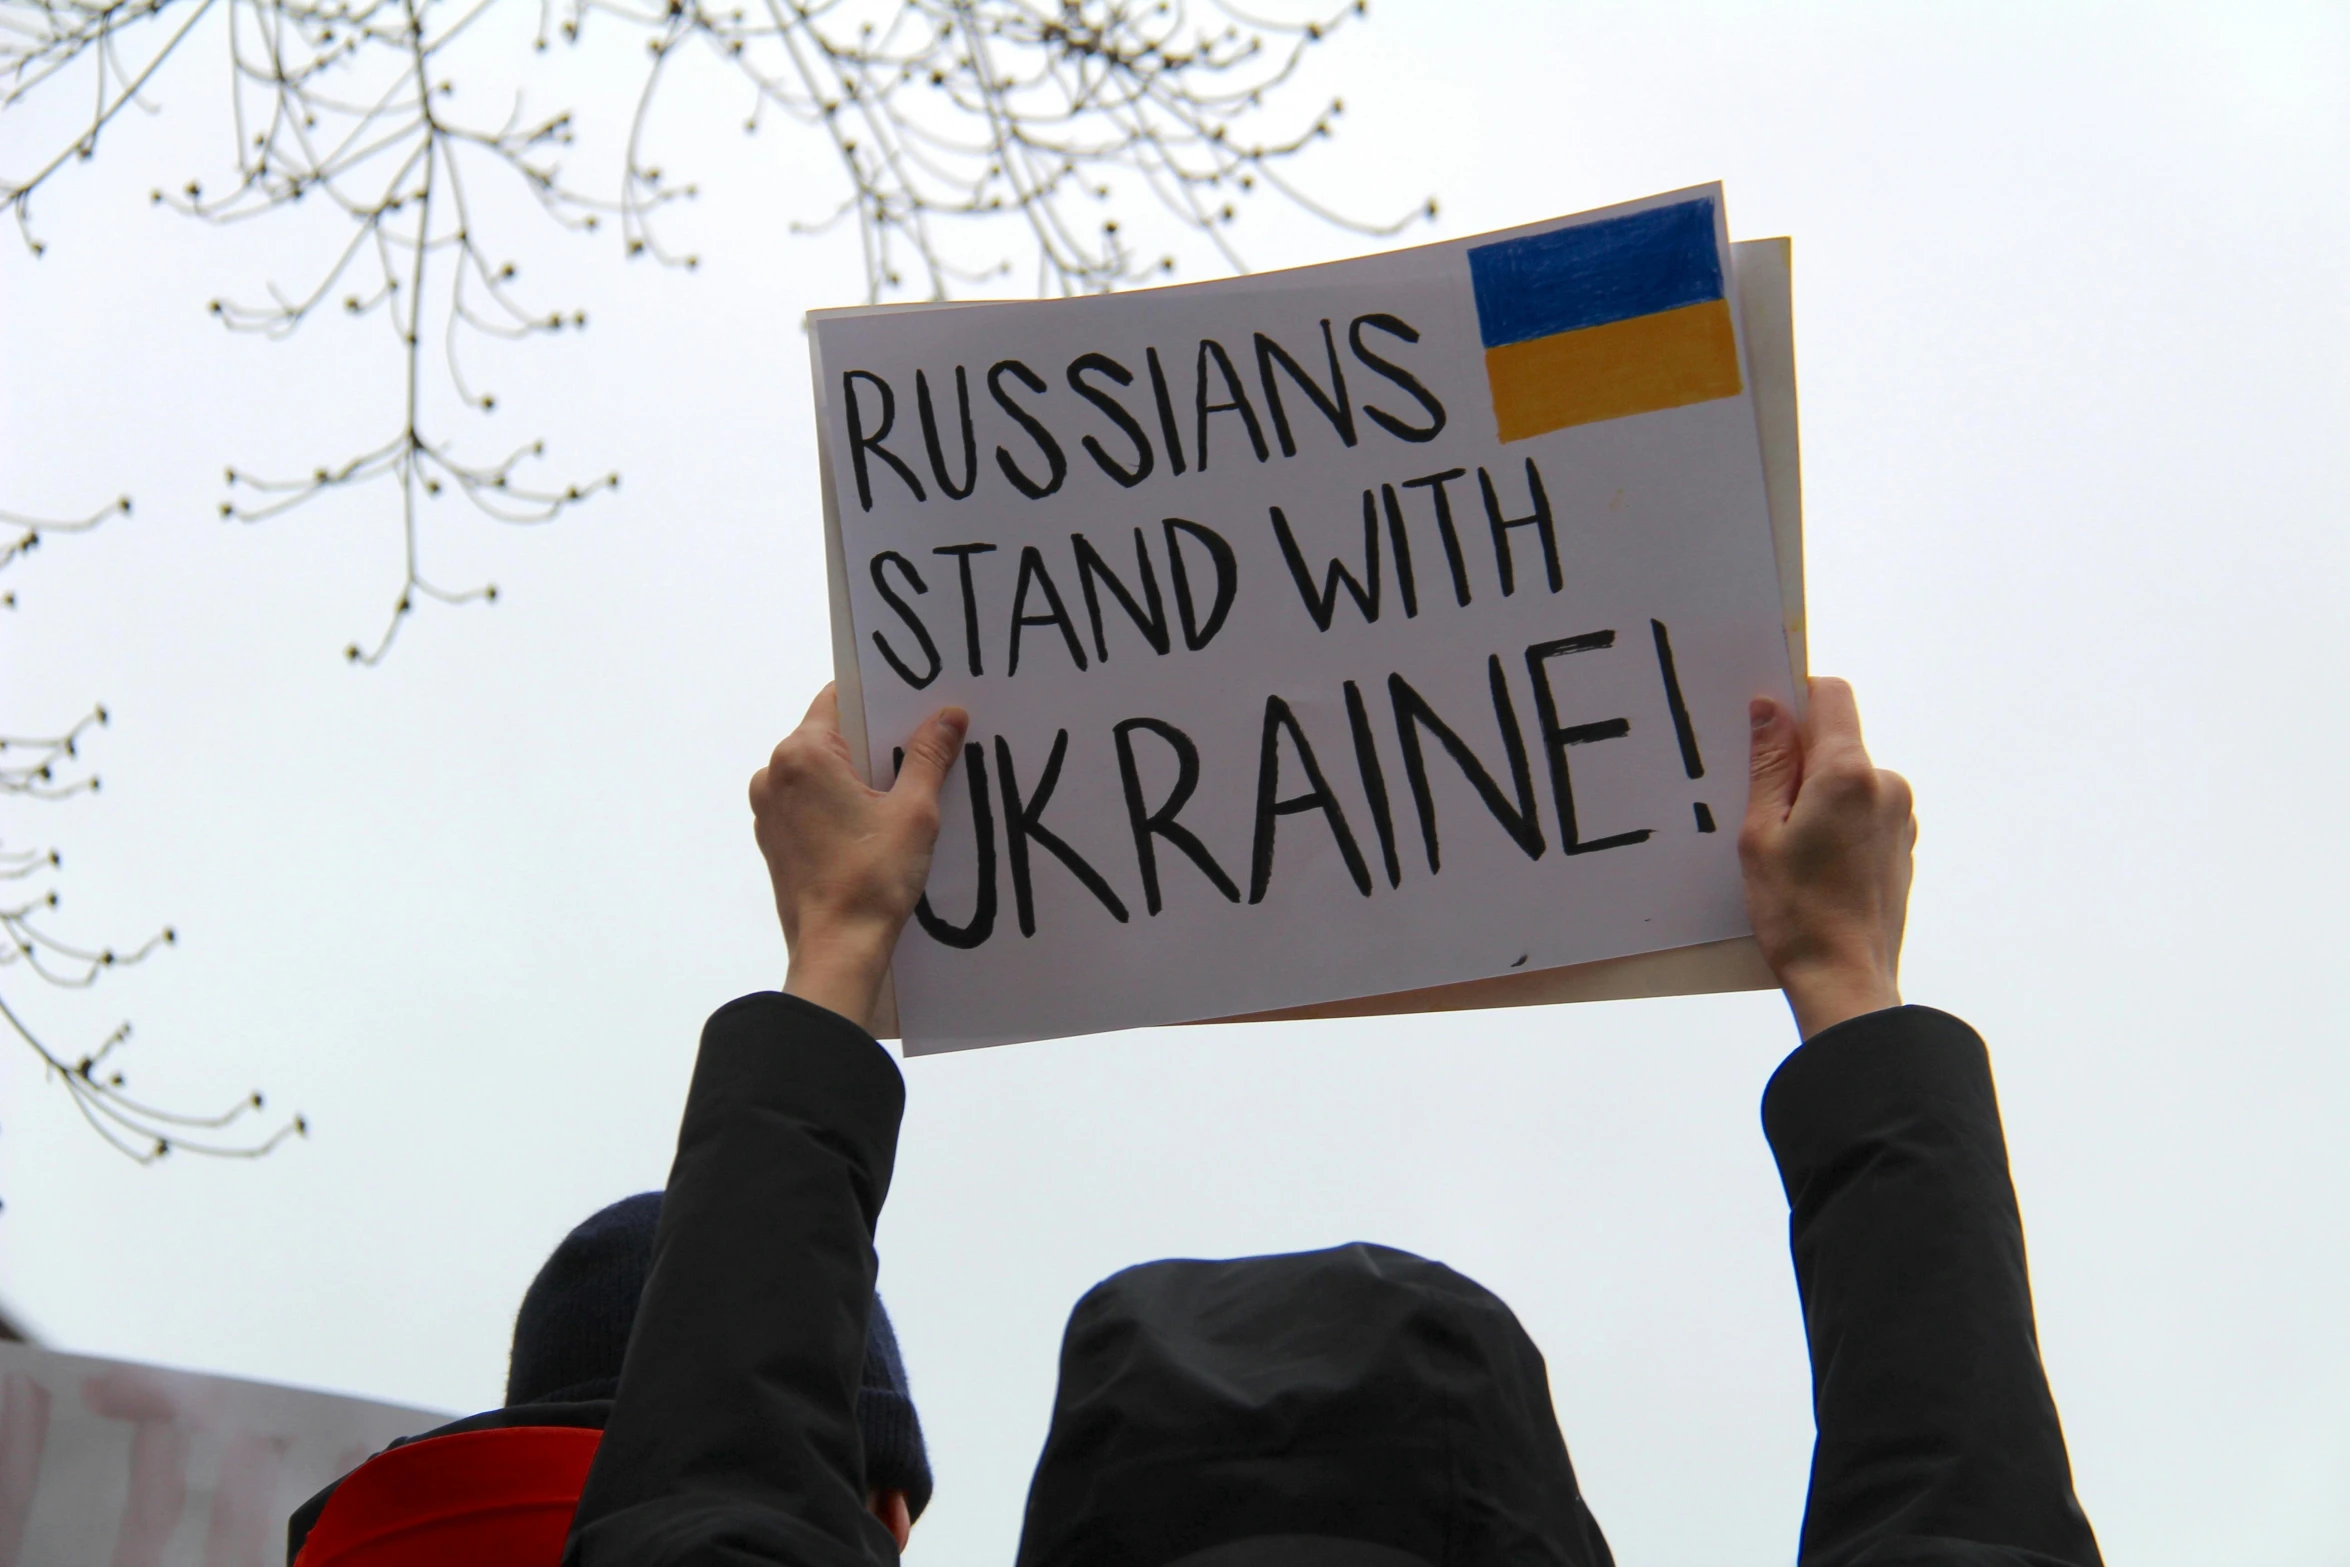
xmin=1739 ymin=680 xmax=2102 ymax=1567
xmin=566 ymin=687 xmax=966 ymax=1567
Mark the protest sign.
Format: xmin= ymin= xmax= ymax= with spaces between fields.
xmin=0 ymin=1342 xmax=445 ymax=1567
xmin=813 ymin=185 xmax=1804 ymax=1053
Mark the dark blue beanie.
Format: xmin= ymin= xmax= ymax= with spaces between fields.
xmin=507 ymin=1191 xmax=933 ymax=1519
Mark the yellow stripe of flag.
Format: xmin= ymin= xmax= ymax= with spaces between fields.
xmin=1483 ymin=296 xmax=1743 ymax=444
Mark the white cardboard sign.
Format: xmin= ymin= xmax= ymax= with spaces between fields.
xmin=0 ymin=1342 xmax=446 ymax=1567
xmin=813 ymin=185 xmax=1802 ymax=1053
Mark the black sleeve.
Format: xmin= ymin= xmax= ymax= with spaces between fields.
xmin=565 ymin=992 xmax=907 ymax=1567
xmin=1761 ymin=1006 xmax=2102 ymax=1567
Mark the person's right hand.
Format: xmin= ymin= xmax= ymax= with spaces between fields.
xmin=749 ymin=684 xmax=968 ymax=1033
xmin=1739 ymin=677 xmax=1917 ymax=1040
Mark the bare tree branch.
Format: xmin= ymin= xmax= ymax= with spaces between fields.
xmin=1 ymin=493 xmax=130 ymax=608
xmin=0 ymin=1 xmax=1423 ymax=1167
xmin=1 ymin=489 xmax=304 ymax=1174
xmin=2 ymin=700 xmax=306 ymax=1173
xmin=3 ymin=0 xmax=1428 ymax=659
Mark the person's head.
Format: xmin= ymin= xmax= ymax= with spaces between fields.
xmin=507 ymin=1191 xmax=932 ymax=1545
xmin=1013 ymin=1242 xmax=1608 ymax=1567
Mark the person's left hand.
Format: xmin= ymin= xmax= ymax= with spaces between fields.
xmin=1739 ymin=678 xmax=1916 ymax=1039
xmin=749 ymin=684 xmax=968 ymax=1032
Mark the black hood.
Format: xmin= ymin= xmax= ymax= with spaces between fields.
xmin=1014 ymin=1243 xmax=1613 ymax=1567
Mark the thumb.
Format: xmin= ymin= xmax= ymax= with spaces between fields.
xmin=1744 ymin=696 xmax=1802 ymax=826
xmin=890 ymin=706 xmax=970 ymax=807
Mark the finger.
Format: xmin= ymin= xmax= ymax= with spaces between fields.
xmin=1874 ymin=767 xmax=1920 ymax=849
xmin=1802 ymin=677 xmax=1870 ymax=768
xmin=1875 ymin=767 xmax=1915 ymax=822
xmin=1744 ymin=696 xmax=1802 ymax=825
xmin=797 ymin=682 xmax=841 ymax=739
xmin=889 ymin=706 xmax=970 ymax=805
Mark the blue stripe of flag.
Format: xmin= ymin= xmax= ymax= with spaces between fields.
xmin=1468 ymin=199 xmax=1725 ymax=349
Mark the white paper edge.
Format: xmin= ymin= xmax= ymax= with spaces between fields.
xmin=811 ymin=326 xmax=899 ymax=1038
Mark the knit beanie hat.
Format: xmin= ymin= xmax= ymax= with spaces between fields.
xmin=858 ymin=1293 xmax=931 ymax=1517
xmin=506 ymin=1191 xmax=934 ymax=1518
xmin=506 ymin=1192 xmax=660 ymax=1408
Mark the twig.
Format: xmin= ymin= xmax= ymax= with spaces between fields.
xmin=3 ymin=0 xmax=1428 ymax=657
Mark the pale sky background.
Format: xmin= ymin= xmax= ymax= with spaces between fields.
xmin=4 ymin=3 xmax=2347 ymax=1564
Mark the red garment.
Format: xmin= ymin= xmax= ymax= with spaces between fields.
xmin=292 ymin=1425 xmax=601 ymax=1566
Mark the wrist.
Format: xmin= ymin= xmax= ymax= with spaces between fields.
xmin=1778 ymin=964 xmax=1901 ymax=1041
xmin=783 ymin=926 xmax=897 ymax=1033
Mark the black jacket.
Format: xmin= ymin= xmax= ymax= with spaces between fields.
xmin=565 ymin=993 xmax=906 ymax=1565
xmin=1011 ymin=1242 xmax=1616 ymax=1566
xmin=286 ymin=993 xmax=899 ymax=1566
xmin=558 ymin=997 xmax=2095 ymax=1565
xmin=1762 ymin=1006 xmax=2101 ymax=1567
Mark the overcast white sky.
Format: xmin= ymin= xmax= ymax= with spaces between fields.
xmin=4 ymin=3 xmax=2346 ymax=1563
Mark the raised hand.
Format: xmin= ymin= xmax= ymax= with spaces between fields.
xmin=749 ymin=684 xmax=968 ymax=1032
xmin=1739 ymin=678 xmax=1917 ymax=1039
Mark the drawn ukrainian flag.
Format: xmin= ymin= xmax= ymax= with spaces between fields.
xmin=1469 ymin=198 xmax=1743 ymax=443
